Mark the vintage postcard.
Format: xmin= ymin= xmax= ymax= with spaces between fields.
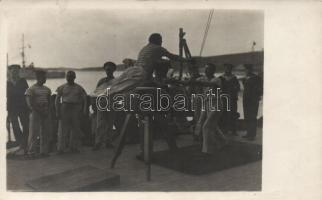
xmin=0 ymin=0 xmax=321 ymax=200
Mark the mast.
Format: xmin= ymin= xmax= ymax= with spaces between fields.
xmin=178 ymin=28 xmax=184 ymax=80
xmin=251 ymin=41 xmax=256 ymax=66
xmin=22 ymin=34 xmax=26 ymax=68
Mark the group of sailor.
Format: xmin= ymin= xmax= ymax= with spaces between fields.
xmin=6 ymin=33 xmax=262 ymax=159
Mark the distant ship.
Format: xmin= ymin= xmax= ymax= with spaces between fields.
xmin=19 ymin=63 xmax=66 ymax=79
xmin=10 ymin=34 xmax=66 ymax=79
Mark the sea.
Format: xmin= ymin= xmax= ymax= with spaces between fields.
xmin=27 ymin=70 xmax=263 ymax=119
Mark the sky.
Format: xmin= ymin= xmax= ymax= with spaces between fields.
xmin=5 ymin=9 xmax=264 ymax=68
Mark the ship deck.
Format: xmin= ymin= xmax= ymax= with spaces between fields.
xmin=7 ymin=129 xmax=262 ymax=192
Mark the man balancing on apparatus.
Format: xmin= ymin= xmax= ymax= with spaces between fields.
xmin=93 ymin=33 xmax=190 ymax=154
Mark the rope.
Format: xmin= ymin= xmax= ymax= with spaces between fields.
xmin=199 ymin=13 xmax=211 ymax=56
xmin=199 ymin=9 xmax=214 ymax=56
xmin=200 ymin=10 xmax=213 ymax=56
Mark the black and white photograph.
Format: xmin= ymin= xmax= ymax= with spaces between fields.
xmin=4 ymin=7 xmax=264 ymax=191
xmin=0 ymin=1 xmax=321 ymax=199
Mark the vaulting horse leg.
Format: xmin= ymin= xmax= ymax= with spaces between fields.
xmin=110 ymin=113 xmax=132 ymax=169
xmin=142 ymin=115 xmax=153 ymax=181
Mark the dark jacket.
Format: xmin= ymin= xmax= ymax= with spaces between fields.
xmin=7 ymin=78 xmax=29 ymax=113
xmin=219 ymin=74 xmax=240 ymax=100
xmin=242 ymin=73 xmax=263 ymax=103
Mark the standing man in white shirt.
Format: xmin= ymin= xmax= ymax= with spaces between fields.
xmin=55 ymin=71 xmax=87 ymax=153
xmin=25 ymin=69 xmax=51 ymax=158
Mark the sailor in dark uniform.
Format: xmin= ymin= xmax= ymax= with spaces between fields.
xmin=7 ymin=64 xmax=30 ymax=155
xmin=242 ymin=64 xmax=263 ymax=140
xmin=219 ymin=63 xmax=240 ymax=136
